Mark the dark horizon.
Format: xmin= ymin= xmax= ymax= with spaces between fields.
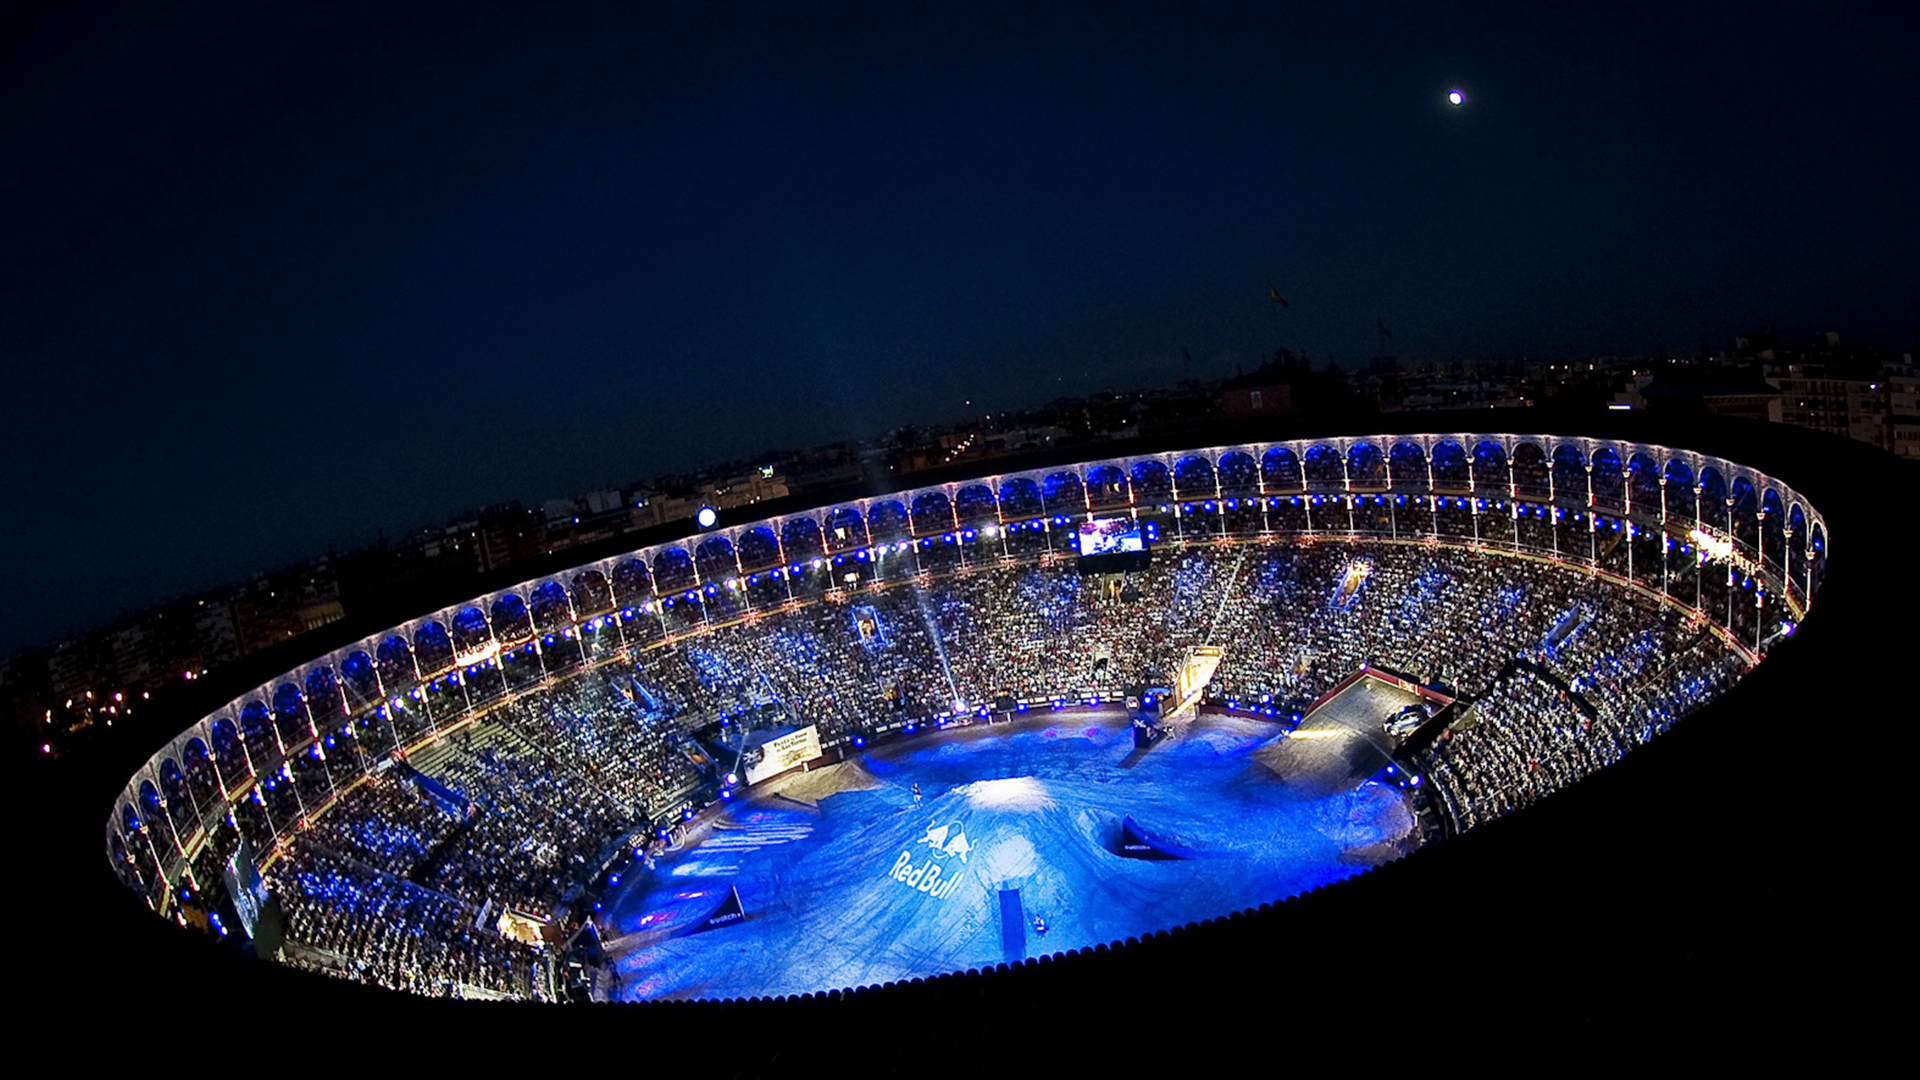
xmin=4 ymin=1 xmax=1915 ymax=656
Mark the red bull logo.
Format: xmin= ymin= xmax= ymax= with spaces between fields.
xmin=884 ymin=819 xmax=974 ymax=900
xmin=920 ymin=820 xmax=973 ymax=862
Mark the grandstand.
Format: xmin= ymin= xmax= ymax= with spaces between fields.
xmin=102 ymin=429 xmax=1831 ymax=1004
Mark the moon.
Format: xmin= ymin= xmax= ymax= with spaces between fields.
xmin=1448 ymin=89 xmax=1465 ymax=106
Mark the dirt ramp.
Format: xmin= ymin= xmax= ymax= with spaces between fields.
xmin=760 ymin=759 xmax=885 ymax=807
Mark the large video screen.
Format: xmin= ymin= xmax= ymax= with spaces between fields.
xmin=1075 ymin=516 xmax=1151 ymax=573
xmin=224 ymin=835 xmax=269 ymax=939
xmin=1077 ymin=517 xmax=1145 ymax=556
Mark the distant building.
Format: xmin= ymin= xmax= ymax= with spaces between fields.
xmin=629 ymin=471 xmax=791 ymax=529
xmin=1631 ymin=369 xmax=1781 ymax=422
xmin=233 ymin=565 xmax=344 ymax=654
xmin=193 ymin=598 xmax=240 ymax=671
xmin=477 ymin=504 xmax=548 ymax=572
xmin=48 ymin=637 xmax=111 ymax=706
xmin=1888 ymin=415 xmax=1920 ymax=461
xmin=1220 ymin=384 xmax=1292 ymax=418
xmin=1766 ymin=359 xmax=1919 ymax=458
xmin=1730 ymin=328 xmax=1913 ymax=457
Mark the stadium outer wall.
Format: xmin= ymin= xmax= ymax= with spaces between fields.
xmin=31 ymin=409 xmax=1905 ymax=1053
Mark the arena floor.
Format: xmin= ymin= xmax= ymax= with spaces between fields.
xmin=600 ymin=706 xmax=1416 ymax=1001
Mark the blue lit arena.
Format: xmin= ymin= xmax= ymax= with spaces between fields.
xmin=99 ymin=426 xmax=1839 ymax=1008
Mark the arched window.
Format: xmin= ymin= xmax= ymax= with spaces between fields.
xmin=570 ymin=569 xmax=613 ymax=614
xmin=1388 ymin=442 xmax=1427 ymax=492
xmin=157 ymin=765 xmax=191 ymax=832
xmin=1430 ymin=441 xmax=1469 ymax=490
xmin=341 ymin=650 xmax=379 ymax=708
xmin=239 ymin=700 xmax=276 ymax=762
xmin=1085 ymin=465 xmax=1129 ymax=510
xmin=694 ymin=536 xmax=738 ymax=580
xmin=954 ymin=485 xmax=998 ymax=526
xmin=1346 ymin=443 xmax=1386 ymax=488
xmin=998 ymin=477 xmax=1043 ymax=519
xmin=210 ymin=718 xmax=246 ymax=781
xmin=304 ymin=667 xmax=342 ymax=722
xmin=825 ymin=507 xmax=868 ymax=552
xmin=1040 ymin=473 xmax=1085 ymax=515
xmin=1761 ymin=490 xmax=1786 ymax=571
xmin=867 ymin=501 xmax=910 ymax=542
xmin=271 ymin=683 xmax=307 ymax=749
xmin=1590 ymin=447 xmax=1624 ymax=509
xmin=1130 ymin=461 xmax=1172 ymax=504
xmin=1698 ymin=467 xmax=1728 ymax=531
xmin=1625 ymin=452 xmax=1661 ymax=510
xmin=414 ymin=622 xmax=455 ymax=673
xmin=652 ymin=548 xmax=697 ymax=592
xmin=611 ymin=559 xmax=653 ymax=607
xmin=450 ymin=607 xmax=492 ymax=654
xmin=530 ymin=581 xmax=572 ymax=632
xmin=735 ymin=527 xmax=781 ymax=570
xmin=1663 ymin=459 xmax=1696 ymax=521
xmin=911 ymin=492 xmax=955 ymax=535
xmin=1551 ymin=444 xmax=1587 ymax=500
xmin=489 ymin=594 xmax=532 ymax=642
xmin=1471 ymin=441 xmax=1509 ymax=492
xmin=1217 ymin=451 xmax=1257 ymax=494
xmin=780 ymin=517 xmax=826 ymax=562
xmin=1730 ymin=476 xmax=1759 ymax=554
xmin=1512 ymin=442 xmax=1549 ymax=498
xmin=1303 ymin=445 xmax=1344 ymax=489
xmin=1172 ymin=454 xmax=1216 ymax=496
xmin=182 ymin=737 xmax=217 ymax=808
xmin=1262 ymin=447 xmax=1304 ymax=492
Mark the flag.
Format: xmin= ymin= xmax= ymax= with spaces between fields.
xmin=1377 ymin=316 xmax=1393 ymax=338
xmin=1268 ymin=285 xmax=1289 ymax=308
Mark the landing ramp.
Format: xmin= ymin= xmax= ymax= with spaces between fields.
xmin=1253 ymin=674 xmax=1419 ymax=798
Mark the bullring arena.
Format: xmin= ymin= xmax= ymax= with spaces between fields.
xmin=92 ymin=420 xmax=1851 ymax=1017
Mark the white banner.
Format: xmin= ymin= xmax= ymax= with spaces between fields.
xmin=745 ymin=725 xmax=823 ymax=784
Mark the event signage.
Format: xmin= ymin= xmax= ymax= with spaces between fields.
xmin=883 ymin=819 xmax=973 ymax=901
xmin=743 ymin=724 xmax=823 ymax=784
xmin=686 ymin=886 xmax=747 ymax=934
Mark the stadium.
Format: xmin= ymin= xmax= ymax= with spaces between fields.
xmin=42 ymin=407 xmax=1900 ymax=1059
xmin=87 ymin=411 xmax=1857 ymax=1003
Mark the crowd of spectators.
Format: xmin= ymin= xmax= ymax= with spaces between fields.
xmin=270 ymin=842 xmax=547 ymax=999
xmin=263 ymin=679 xmax=705 ymax=997
xmin=489 ymin=679 xmax=705 ymax=818
xmin=304 ymin=772 xmax=461 ymax=879
xmin=1421 ymin=595 xmax=1742 ymax=830
xmin=415 ymin=723 xmax=636 ymax=911
xmin=251 ymin=534 xmax=1751 ymax=999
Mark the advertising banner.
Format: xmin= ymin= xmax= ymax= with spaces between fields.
xmin=744 ymin=724 xmax=822 ymax=784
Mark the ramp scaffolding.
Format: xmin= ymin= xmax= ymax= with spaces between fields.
xmin=1159 ymin=549 xmax=1246 ymax=723
xmin=1162 ymin=646 xmax=1225 ymax=723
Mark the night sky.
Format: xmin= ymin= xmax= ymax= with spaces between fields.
xmin=2 ymin=1 xmax=1914 ymax=655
